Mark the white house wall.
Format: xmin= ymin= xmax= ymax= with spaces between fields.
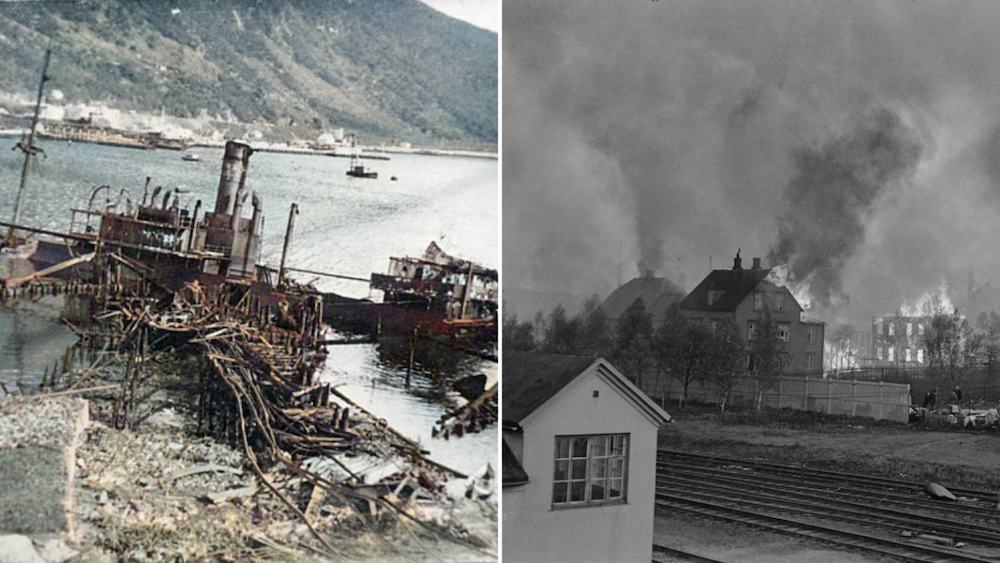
xmin=502 ymin=367 xmax=660 ymax=563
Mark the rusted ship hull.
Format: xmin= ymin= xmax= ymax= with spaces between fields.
xmin=321 ymin=292 xmax=496 ymax=339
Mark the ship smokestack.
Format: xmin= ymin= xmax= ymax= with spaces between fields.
xmin=215 ymin=141 xmax=253 ymax=216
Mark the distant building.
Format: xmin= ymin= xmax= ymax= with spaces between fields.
xmin=870 ymin=315 xmax=929 ymax=368
xmin=965 ymin=280 xmax=1000 ymax=325
xmin=676 ymin=252 xmax=825 ymax=375
xmin=502 ymin=352 xmax=671 ymax=563
xmin=599 ymin=271 xmax=686 ymax=325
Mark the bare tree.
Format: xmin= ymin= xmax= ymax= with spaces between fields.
xmin=612 ymin=298 xmax=654 ymax=388
xmin=655 ymin=313 xmax=713 ymax=406
xmin=541 ymin=304 xmax=581 ymax=354
xmin=977 ymin=311 xmax=1000 ymax=382
xmin=708 ymin=318 xmax=746 ymax=412
xmin=502 ymin=301 xmax=536 ymax=352
xmin=578 ymin=294 xmax=614 ymax=358
xmin=748 ymin=308 xmax=783 ymax=411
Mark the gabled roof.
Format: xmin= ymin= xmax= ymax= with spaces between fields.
xmin=600 ymin=276 xmax=686 ymax=321
xmin=502 ymin=440 xmax=529 ymax=486
xmin=503 ymin=351 xmax=671 ymax=427
xmin=503 ymin=352 xmax=597 ymax=425
xmin=677 ymin=267 xmax=771 ymax=312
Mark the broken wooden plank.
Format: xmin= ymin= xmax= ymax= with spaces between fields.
xmin=164 ymin=463 xmax=243 ymax=482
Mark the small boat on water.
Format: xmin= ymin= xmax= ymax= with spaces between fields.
xmin=182 ymin=150 xmax=200 ymax=162
xmin=345 ymin=134 xmax=377 ymax=179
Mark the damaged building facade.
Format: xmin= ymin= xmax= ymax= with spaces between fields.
xmin=870 ymin=314 xmax=930 ymax=368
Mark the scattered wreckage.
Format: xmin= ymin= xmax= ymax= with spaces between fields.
xmin=910 ymin=403 xmax=1000 ymax=430
xmin=0 ymin=139 xmax=496 ymax=557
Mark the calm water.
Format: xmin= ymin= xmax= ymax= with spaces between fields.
xmin=0 ymin=139 xmax=498 ymax=476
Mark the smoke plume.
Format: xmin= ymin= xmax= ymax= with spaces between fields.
xmin=769 ymin=108 xmax=923 ymax=307
xmin=505 ymin=1 xmax=1000 ymax=327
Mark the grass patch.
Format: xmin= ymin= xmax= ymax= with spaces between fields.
xmin=660 ymin=409 xmax=1000 ymax=491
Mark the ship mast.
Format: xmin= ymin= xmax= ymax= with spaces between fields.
xmin=10 ymin=48 xmax=51 ymax=241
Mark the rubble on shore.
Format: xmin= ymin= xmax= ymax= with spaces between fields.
xmin=0 ymin=362 xmax=496 ymax=562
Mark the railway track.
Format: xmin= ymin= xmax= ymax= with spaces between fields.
xmin=652 ymin=543 xmax=727 ymax=563
xmin=656 ymin=449 xmax=1000 ymax=562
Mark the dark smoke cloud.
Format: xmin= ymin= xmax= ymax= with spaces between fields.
xmin=769 ymin=108 xmax=923 ymax=307
xmin=504 ymin=0 xmax=1000 ymax=326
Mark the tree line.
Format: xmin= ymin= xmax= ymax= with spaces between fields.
xmin=503 ymin=297 xmax=787 ymax=412
xmin=505 ymin=295 xmax=1000 ymax=412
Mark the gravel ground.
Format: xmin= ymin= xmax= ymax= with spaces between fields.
xmin=0 ymin=391 xmax=496 ymax=563
xmin=652 ymin=408 xmax=1000 ymax=563
xmin=0 ymin=397 xmax=88 ymax=537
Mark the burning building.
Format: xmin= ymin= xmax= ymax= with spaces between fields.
xmin=676 ymin=252 xmax=825 ymax=375
xmin=870 ymin=315 xmax=930 ymax=368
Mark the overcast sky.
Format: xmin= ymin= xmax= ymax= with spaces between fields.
xmin=421 ymin=0 xmax=497 ymax=32
xmin=504 ymin=0 xmax=1000 ymax=333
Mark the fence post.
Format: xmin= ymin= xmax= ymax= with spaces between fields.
xmin=852 ymin=380 xmax=857 ymax=417
xmin=826 ymin=378 xmax=832 ymax=415
xmin=878 ymin=381 xmax=885 ymax=421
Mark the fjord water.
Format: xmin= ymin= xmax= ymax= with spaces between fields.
xmin=0 ymin=140 xmax=498 ymax=475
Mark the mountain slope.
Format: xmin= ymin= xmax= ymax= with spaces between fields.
xmin=0 ymin=0 xmax=497 ymax=145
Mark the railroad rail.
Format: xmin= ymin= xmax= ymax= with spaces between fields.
xmin=657 ymin=449 xmax=1000 ymax=562
xmin=651 ymin=544 xmax=727 ymax=563
xmin=658 ymin=450 xmax=1000 ymax=521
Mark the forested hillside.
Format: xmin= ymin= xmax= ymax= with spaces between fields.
xmin=0 ymin=0 xmax=496 ymax=145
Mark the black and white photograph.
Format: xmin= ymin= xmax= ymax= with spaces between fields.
xmin=0 ymin=1 xmax=497 ymax=561
xmin=503 ymin=1 xmax=1000 ymax=561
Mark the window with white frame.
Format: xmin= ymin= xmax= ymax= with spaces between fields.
xmin=774 ymin=292 xmax=785 ymax=312
xmin=753 ymin=291 xmax=764 ymax=311
xmin=553 ymin=434 xmax=628 ymax=507
xmin=888 ymin=323 xmax=895 ymax=336
xmin=888 ymin=347 xmax=895 ymax=362
xmin=710 ymin=318 xmax=721 ymax=337
xmin=807 ymin=325 xmax=817 ymax=344
xmin=918 ymin=349 xmax=924 ymax=363
xmin=777 ymin=322 xmax=791 ymax=342
xmin=806 ymin=353 xmax=816 ymax=371
xmin=877 ymin=346 xmax=883 ymax=360
xmin=747 ymin=320 xmax=757 ymax=341
xmin=905 ymin=348 xmax=912 ymax=362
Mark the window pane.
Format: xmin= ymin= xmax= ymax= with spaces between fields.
xmin=591 ymin=479 xmax=606 ymax=501
xmin=556 ymin=437 xmax=570 ymax=459
xmin=609 ymin=478 xmax=623 ymax=498
xmin=610 ymin=457 xmax=624 ymax=478
xmin=570 ymin=481 xmax=586 ymax=502
xmin=572 ymin=437 xmax=588 ymax=458
xmin=571 ymin=459 xmax=587 ymax=479
xmin=611 ymin=435 xmax=626 ymax=455
xmin=590 ymin=435 xmax=608 ymax=456
xmin=554 ymin=460 xmax=568 ymax=481
xmin=591 ymin=458 xmax=607 ymax=479
xmin=553 ymin=482 xmax=568 ymax=504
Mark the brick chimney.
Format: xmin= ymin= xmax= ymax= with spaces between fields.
xmin=752 ymin=257 xmax=761 ymax=270
xmin=733 ymin=249 xmax=742 ymax=270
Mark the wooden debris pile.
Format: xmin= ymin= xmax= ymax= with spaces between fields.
xmin=433 ymin=383 xmax=497 ymax=439
xmin=46 ymin=259 xmax=487 ymax=557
